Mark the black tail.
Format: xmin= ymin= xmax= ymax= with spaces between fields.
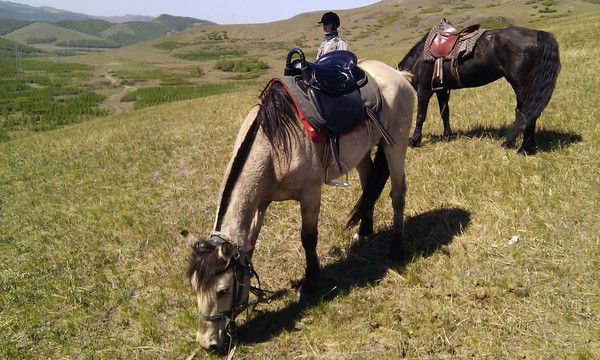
xmin=522 ymin=31 xmax=560 ymax=121
xmin=346 ymin=146 xmax=390 ymax=229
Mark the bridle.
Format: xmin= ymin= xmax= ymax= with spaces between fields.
xmin=197 ymin=234 xmax=262 ymax=343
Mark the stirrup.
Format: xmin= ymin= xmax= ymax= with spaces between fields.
xmin=325 ymin=170 xmax=349 ymax=187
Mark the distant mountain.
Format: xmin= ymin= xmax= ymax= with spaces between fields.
xmin=0 ymin=0 xmax=91 ymax=21
xmin=94 ymin=14 xmax=154 ymax=24
xmin=154 ymin=14 xmax=215 ymax=32
xmin=0 ymin=1 xmax=216 ymax=49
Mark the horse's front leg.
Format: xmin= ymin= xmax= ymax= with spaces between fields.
xmin=436 ymin=90 xmax=452 ymax=140
xmin=296 ymin=186 xmax=322 ymax=303
xmin=409 ymin=88 xmax=433 ymax=147
xmin=383 ymin=144 xmax=407 ymax=259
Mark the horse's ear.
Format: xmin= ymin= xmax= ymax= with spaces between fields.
xmin=218 ymin=242 xmax=234 ymax=261
xmin=180 ymin=230 xmax=199 ymax=247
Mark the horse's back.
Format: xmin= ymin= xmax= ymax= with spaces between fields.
xmin=358 ymin=59 xmax=415 ymax=131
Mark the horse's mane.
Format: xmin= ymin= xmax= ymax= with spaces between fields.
xmin=187 ymin=240 xmax=227 ymax=291
xmin=256 ymin=82 xmax=299 ymax=160
xmin=213 ymin=82 xmax=299 ymax=232
xmin=397 ymin=32 xmax=429 ymax=71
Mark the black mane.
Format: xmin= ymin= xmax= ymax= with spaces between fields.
xmin=397 ymin=32 xmax=429 ymax=71
xmin=256 ymin=82 xmax=299 ymax=159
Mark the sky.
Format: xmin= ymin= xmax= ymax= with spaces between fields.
xmin=14 ymin=0 xmax=381 ymax=24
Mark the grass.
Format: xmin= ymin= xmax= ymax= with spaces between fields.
xmin=125 ymin=82 xmax=252 ymax=109
xmin=0 ymin=7 xmax=599 ymax=360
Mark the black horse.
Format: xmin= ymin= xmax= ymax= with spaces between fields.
xmin=397 ymin=25 xmax=560 ymax=154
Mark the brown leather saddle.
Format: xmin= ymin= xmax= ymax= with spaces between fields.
xmin=430 ymin=19 xmax=480 ymax=58
xmin=426 ymin=19 xmax=482 ymax=90
xmin=283 ymin=48 xmax=392 ymax=174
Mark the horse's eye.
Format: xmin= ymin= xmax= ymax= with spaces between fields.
xmin=216 ymin=288 xmax=229 ymax=297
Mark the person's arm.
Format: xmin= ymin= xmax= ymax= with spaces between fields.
xmin=337 ymin=39 xmax=348 ymax=51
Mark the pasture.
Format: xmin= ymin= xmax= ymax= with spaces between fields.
xmin=1 ymin=8 xmax=599 ymax=360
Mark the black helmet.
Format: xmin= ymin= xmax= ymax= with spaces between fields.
xmin=318 ymin=11 xmax=340 ymax=28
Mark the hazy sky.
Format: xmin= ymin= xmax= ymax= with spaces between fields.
xmin=14 ymin=0 xmax=381 ymax=24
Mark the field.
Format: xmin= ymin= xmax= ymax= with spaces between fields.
xmin=0 ymin=1 xmax=599 ymax=359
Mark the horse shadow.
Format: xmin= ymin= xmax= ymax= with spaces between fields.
xmin=426 ymin=125 xmax=582 ymax=152
xmin=237 ymin=207 xmax=471 ymax=345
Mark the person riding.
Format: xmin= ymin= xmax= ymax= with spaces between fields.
xmin=317 ymin=11 xmax=348 ymax=60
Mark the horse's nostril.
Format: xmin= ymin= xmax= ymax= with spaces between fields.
xmin=208 ymin=344 xmax=219 ymax=352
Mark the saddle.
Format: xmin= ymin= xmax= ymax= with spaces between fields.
xmin=282 ymin=48 xmax=392 ymax=176
xmin=424 ymin=18 xmax=484 ymax=90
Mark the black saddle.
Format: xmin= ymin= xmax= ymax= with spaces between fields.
xmin=284 ymin=48 xmax=367 ymax=135
xmin=283 ymin=48 xmax=392 ymax=175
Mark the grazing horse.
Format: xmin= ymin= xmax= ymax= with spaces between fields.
xmin=181 ymin=59 xmax=415 ymax=352
xmin=398 ymin=25 xmax=560 ymax=154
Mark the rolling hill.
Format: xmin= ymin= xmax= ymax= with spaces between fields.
xmin=0 ymin=0 xmax=90 ymax=21
xmin=0 ymin=1 xmax=216 ymax=49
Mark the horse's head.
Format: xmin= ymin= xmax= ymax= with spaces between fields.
xmin=181 ymin=230 xmax=254 ymax=353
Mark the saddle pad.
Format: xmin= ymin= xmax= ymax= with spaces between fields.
xmin=267 ymin=72 xmax=382 ymax=142
xmin=423 ymin=28 xmax=486 ymax=61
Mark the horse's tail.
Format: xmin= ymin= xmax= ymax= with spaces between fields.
xmin=346 ymin=146 xmax=389 ymax=229
xmin=522 ymin=31 xmax=560 ymax=122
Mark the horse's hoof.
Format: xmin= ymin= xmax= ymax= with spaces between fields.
xmin=517 ymin=147 xmax=536 ymax=156
xmin=295 ymin=289 xmax=316 ymax=305
xmin=501 ymin=140 xmax=516 ymax=148
xmin=408 ymin=138 xmax=421 ymax=148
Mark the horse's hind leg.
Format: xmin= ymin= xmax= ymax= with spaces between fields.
xmin=354 ymin=154 xmax=374 ymax=239
xmin=519 ymin=117 xmax=537 ymax=155
xmin=297 ymin=186 xmax=322 ymax=302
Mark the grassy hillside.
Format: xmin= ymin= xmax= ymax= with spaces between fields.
xmin=0 ymin=37 xmax=42 ymax=57
xmin=154 ymin=14 xmax=216 ymax=32
xmin=0 ymin=2 xmax=599 ymax=360
xmin=55 ymin=19 xmax=114 ymax=37
xmin=0 ymin=18 xmax=31 ymax=35
xmin=4 ymin=22 xmax=106 ymax=44
xmin=102 ymin=21 xmax=171 ymax=45
xmin=72 ymin=0 xmax=600 ymax=85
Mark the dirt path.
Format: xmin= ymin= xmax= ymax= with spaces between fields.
xmin=102 ymin=73 xmax=136 ymax=115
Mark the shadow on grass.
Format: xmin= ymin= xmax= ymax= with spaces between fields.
xmin=425 ymin=125 xmax=582 ymax=152
xmin=237 ymin=207 xmax=471 ymax=345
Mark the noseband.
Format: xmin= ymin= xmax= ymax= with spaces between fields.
xmin=197 ymin=234 xmax=261 ymax=339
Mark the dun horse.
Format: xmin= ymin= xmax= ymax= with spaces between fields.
xmin=182 ymin=59 xmax=415 ymax=351
xmin=398 ymin=25 xmax=560 ymax=154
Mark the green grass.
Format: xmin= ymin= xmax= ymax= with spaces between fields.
xmin=214 ymin=57 xmax=269 ymax=73
xmin=55 ymin=39 xmax=120 ymax=48
xmin=174 ymin=48 xmax=248 ymax=61
xmin=0 ymin=7 xmax=599 ymax=360
xmin=0 ymin=59 xmax=107 ymax=140
xmin=125 ymin=82 xmax=251 ymax=109
xmin=25 ymin=36 xmax=57 ymax=44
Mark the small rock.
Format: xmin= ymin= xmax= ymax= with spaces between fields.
xmin=369 ymin=321 xmax=380 ymax=329
xmin=508 ymin=235 xmax=519 ymax=245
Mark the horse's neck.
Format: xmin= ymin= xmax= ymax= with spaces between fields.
xmin=215 ymin=120 xmax=272 ymax=255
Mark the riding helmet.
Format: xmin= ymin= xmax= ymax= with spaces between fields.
xmin=318 ymin=12 xmax=340 ymax=28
